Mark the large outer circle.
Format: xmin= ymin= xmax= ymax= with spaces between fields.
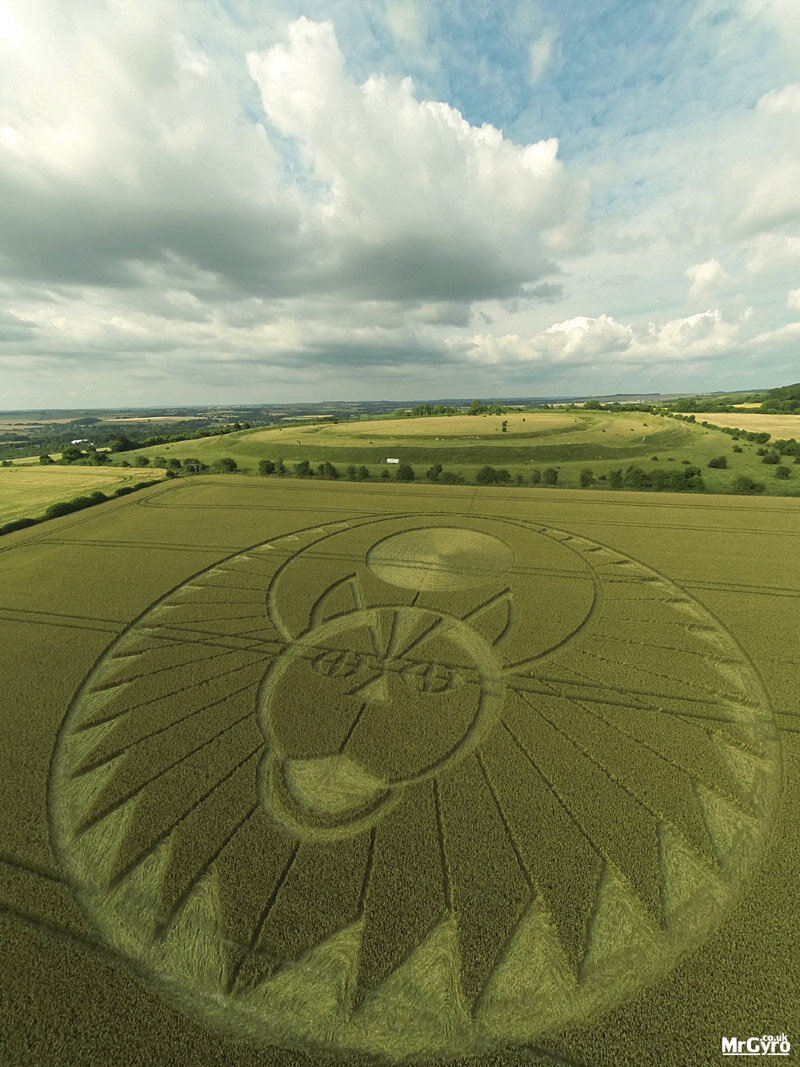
xmin=49 ymin=514 xmax=781 ymax=1061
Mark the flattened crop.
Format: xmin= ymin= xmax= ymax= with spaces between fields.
xmin=48 ymin=509 xmax=782 ymax=1059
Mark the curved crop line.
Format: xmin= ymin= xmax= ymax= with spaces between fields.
xmin=308 ymin=572 xmax=359 ymax=632
xmin=265 ymin=515 xmax=418 ymax=640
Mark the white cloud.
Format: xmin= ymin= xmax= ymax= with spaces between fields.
xmin=384 ymin=1 xmax=425 ymax=49
xmin=457 ymin=309 xmax=747 ymax=368
xmin=748 ymin=320 xmax=800 ymax=347
xmin=528 ymin=29 xmax=556 ymax=85
xmin=756 ymin=83 xmax=800 ymax=114
xmin=745 ymin=234 xmax=800 ymax=276
xmin=788 ymin=289 xmax=800 ymax=310
xmin=247 ymin=18 xmax=587 ymax=300
xmin=744 ymin=0 xmax=800 ymax=37
xmin=685 ymin=259 xmax=729 ymax=303
xmin=0 ymin=2 xmax=798 ymax=406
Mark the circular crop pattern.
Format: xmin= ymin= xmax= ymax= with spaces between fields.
xmin=366 ymin=528 xmax=514 ymax=590
xmin=260 ymin=605 xmax=502 ymax=841
xmin=50 ymin=514 xmax=781 ymax=1061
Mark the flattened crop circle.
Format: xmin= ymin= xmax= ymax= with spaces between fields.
xmin=49 ymin=515 xmax=781 ymax=1061
xmin=366 ymin=527 xmax=514 ymax=590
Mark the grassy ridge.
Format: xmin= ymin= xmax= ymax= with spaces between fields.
xmin=107 ymin=409 xmax=800 ymax=495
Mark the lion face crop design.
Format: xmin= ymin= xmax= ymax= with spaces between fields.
xmin=260 ymin=605 xmax=503 ymax=839
xmin=50 ymin=514 xmax=781 ymax=1060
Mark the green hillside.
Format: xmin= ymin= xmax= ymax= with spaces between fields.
xmin=111 ymin=409 xmax=800 ymax=496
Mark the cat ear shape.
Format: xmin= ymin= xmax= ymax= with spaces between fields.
xmin=460 ymin=590 xmax=514 ymax=649
xmin=307 ymin=574 xmax=362 ymax=634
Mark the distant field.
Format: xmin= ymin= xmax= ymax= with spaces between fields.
xmin=692 ymin=412 xmax=800 ymax=436
xmin=118 ymin=409 xmax=692 ymax=473
xmin=0 ymin=466 xmax=161 ymax=526
xmin=113 ymin=409 xmax=800 ymax=496
xmin=1 ymin=477 xmax=797 ymax=1065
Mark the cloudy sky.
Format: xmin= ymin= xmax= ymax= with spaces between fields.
xmin=1 ymin=0 xmax=799 ymax=407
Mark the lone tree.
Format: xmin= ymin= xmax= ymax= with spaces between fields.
xmin=214 ymin=457 xmax=237 ymax=473
xmin=579 ymin=468 xmax=596 ymax=487
xmin=395 ymin=463 xmax=415 ymax=482
xmin=258 ymin=459 xmax=276 ymax=476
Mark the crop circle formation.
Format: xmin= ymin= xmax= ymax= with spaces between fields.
xmin=50 ymin=513 xmax=780 ymax=1060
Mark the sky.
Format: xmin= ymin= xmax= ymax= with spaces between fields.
xmin=1 ymin=0 xmax=799 ymax=408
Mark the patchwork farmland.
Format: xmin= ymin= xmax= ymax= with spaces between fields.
xmin=1 ymin=477 xmax=798 ymax=1065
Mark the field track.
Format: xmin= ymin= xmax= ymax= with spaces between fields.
xmin=1 ymin=477 xmax=798 ymax=1065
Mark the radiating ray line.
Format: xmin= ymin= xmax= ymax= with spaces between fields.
xmin=475 ymin=753 xmax=533 ymax=890
xmin=529 ymin=659 xmax=754 ymax=713
xmin=90 ymin=643 xmax=258 ymax=693
xmin=383 ymin=611 xmax=401 ymax=660
xmin=78 ymin=711 xmax=262 ymax=834
xmin=506 ymin=678 xmax=751 ymax=724
xmin=432 ymin=779 xmax=451 ymax=911
xmin=74 ymin=677 xmax=264 ymax=777
xmin=109 ymin=745 xmax=263 ymax=890
xmin=132 ymin=627 xmax=282 ymax=655
xmin=580 ymin=629 xmax=735 ymax=660
xmin=340 ymin=702 xmax=369 ymax=752
xmin=532 ymin=664 xmax=740 ymax=706
xmin=341 ymin=667 xmax=384 ymax=697
xmin=161 ymin=609 xmax=273 ymax=624
xmin=395 ymin=615 xmax=444 ymax=658
xmin=567 ymin=645 xmax=743 ymax=702
xmin=155 ymin=803 xmax=260 ymax=938
xmin=516 ymin=691 xmax=687 ymax=840
xmin=459 ymin=589 xmax=511 ymax=625
xmin=499 ymin=720 xmax=605 ymax=861
xmin=226 ymin=842 xmax=300 ymax=993
xmin=78 ymin=657 xmax=267 ymax=733
xmin=359 ymin=827 xmax=377 ymax=914
xmin=577 ymin=863 xmax=611 ymax=985
xmin=534 ymin=677 xmax=750 ymax=816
